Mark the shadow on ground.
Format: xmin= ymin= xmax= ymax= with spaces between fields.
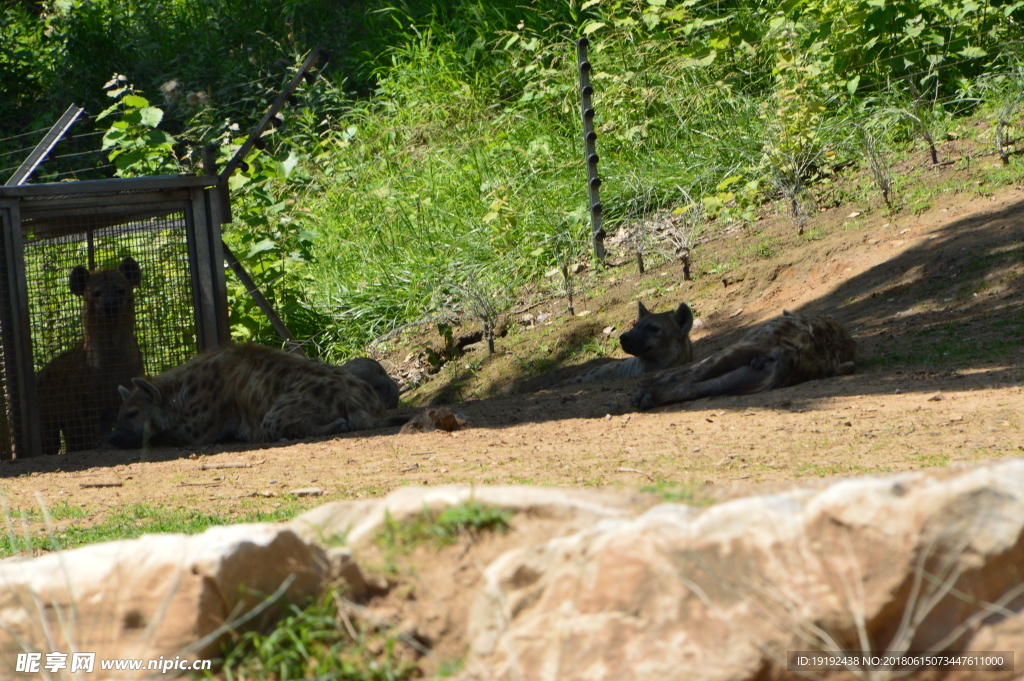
xmin=3 ymin=196 xmax=1021 ymax=475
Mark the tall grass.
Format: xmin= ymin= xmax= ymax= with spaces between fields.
xmin=3 ymin=0 xmax=1022 ymax=360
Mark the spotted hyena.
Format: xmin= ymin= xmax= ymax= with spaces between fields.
xmin=36 ymin=257 xmax=143 ymax=456
xmin=633 ymin=310 xmax=855 ymax=408
xmin=567 ymin=301 xmax=694 ymax=384
xmin=110 ymin=343 xmax=409 ymax=448
xmin=340 ymin=357 xmax=400 ymax=409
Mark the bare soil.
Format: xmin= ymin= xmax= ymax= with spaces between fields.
xmin=1 ymin=147 xmax=1022 ymax=544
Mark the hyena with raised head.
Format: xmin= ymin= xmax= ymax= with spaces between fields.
xmin=36 ymin=257 xmax=143 ymax=455
xmin=567 ymin=301 xmax=694 ymax=384
xmin=110 ymin=343 xmax=409 ymax=449
xmin=633 ymin=310 xmax=855 ymax=408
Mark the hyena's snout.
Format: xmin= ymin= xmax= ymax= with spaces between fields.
xmin=619 ymin=329 xmax=653 ymax=356
xmin=108 ymin=426 xmax=142 ymax=449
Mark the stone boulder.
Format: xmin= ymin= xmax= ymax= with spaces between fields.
xmin=291 ymin=484 xmax=637 ymax=548
xmin=463 ymin=460 xmax=1024 ymax=681
xmin=0 ymin=524 xmax=328 ymax=677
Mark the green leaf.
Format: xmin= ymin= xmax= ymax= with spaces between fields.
xmin=246 ymin=239 xmax=278 ymax=258
xmin=95 ymin=102 xmax=120 ymax=121
xmin=646 ymin=0 xmax=668 ymax=6
xmin=582 ymin=21 xmax=606 ymax=35
xmin=281 ymin=151 xmax=299 ymax=178
xmin=136 ymin=106 xmax=164 ymax=127
xmin=122 ymin=94 xmax=149 ymax=108
xmin=716 ymin=175 xmax=742 ymax=191
xmin=846 ymin=75 xmax=861 ymax=95
xmin=228 ymin=173 xmax=251 ymax=191
xmin=582 ymin=0 xmax=601 ymax=8
xmin=958 ymin=46 xmax=987 ymax=58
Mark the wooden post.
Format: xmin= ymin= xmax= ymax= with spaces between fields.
xmin=577 ymin=38 xmax=606 ymax=262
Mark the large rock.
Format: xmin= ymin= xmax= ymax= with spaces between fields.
xmin=291 ymin=484 xmax=636 ymax=548
xmin=0 ymin=524 xmax=328 ymax=678
xmin=463 ymin=460 xmax=1024 ymax=681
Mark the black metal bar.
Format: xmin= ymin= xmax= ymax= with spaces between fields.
xmin=0 ymin=201 xmax=42 ymax=457
xmin=189 ymin=187 xmax=221 ymax=351
xmin=183 ymin=199 xmax=208 ymax=352
xmin=0 ymin=174 xmax=217 ymax=198
xmin=201 ymin=149 xmax=231 ymax=344
xmin=5 ymin=104 xmax=84 ymax=187
xmin=221 ymin=243 xmax=306 ymax=355
xmin=218 ymin=47 xmax=324 ymax=185
xmin=576 ymin=38 xmax=606 ymax=261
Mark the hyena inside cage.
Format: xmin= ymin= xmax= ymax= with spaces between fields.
xmin=0 ymin=175 xmax=229 ymax=459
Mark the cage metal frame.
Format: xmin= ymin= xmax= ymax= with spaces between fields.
xmin=0 ymin=174 xmax=229 ymax=459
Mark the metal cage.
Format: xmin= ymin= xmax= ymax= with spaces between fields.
xmin=0 ymin=175 xmax=229 ymax=459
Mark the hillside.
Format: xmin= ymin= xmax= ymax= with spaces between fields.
xmin=1 ymin=140 xmax=1021 ymax=549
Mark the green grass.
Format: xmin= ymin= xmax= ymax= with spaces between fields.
xmin=2 ymin=0 xmax=1021 ymax=362
xmin=640 ymin=480 xmax=713 ymax=506
xmin=376 ymin=500 xmax=513 ymax=555
xmin=0 ymin=503 xmax=305 ymax=558
xmin=213 ymin=590 xmax=417 ymax=681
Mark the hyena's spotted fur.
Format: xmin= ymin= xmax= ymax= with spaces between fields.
xmin=36 ymin=257 xmax=143 ymax=456
xmin=633 ymin=311 xmax=855 ymax=408
xmin=568 ymin=301 xmax=694 ymax=384
xmin=340 ymin=357 xmax=400 ymax=409
xmin=110 ymin=343 xmax=408 ymax=449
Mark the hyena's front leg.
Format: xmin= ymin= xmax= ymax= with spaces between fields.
xmin=634 ymin=348 xmax=785 ymax=408
xmin=633 ymin=365 xmax=701 ymax=409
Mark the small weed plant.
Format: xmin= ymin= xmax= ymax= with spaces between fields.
xmin=376 ymin=500 xmax=513 ymax=554
xmin=217 ymin=591 xmax=417 ymax=681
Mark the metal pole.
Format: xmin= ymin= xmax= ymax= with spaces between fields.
xmin=221 ymin=242 xmax=305 ymax=356
xmin=218 ymin=47 xmax=325 ymax=184
xmin=5 ymin=104 xmax=84 ymax=186
xmin=576 ymin=38 xmax=606 ymax=261
xmin=203 ymin=146 xmax=304 ymax=355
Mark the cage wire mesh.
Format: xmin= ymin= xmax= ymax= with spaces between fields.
xmin=24 ymin=211 xmax=198 ymax=454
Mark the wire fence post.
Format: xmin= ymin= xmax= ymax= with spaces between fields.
xmin=576 ymin=37 xmax=606 ymax=263
xmin=4 ymin=104 xmax=84 ymax=187
xmin=213 ymin=48 xmax=326 ymax=356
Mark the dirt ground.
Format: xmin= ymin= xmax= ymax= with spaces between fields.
xmin=0 ymin=150 xmax=1022 ymax=540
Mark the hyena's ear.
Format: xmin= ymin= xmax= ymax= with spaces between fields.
xmin=782 ymin=309 xmax=793 ymax=317
xmin=674 ymin=303 xmax=694 ymax=335
xmin=118 ymin=385 xmax=132 ymax=402
xmin=69 ymin=265 xmax=91 ymax=296
xmin=119 ymin=256 xmax=142 ymax=288
xmin=637 ymin=301 xmax=651 ymax=319
xmin=131 ymin=377 xmax=163 ymax=404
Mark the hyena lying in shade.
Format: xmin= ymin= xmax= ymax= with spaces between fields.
xmin=36 ymin=257 xmax=144 ymax=455
xmin=567 ymin=301 xmax=694 ymax=384
xmin=633 ymin=311 xmax=855 ymax=409
xmin=110 ymin=343 xmax=409 ymax=449
xmin=340 ymin=357 xmax=401 ymax=409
